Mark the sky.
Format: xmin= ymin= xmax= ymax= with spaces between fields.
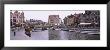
xmin=12 ymin=10 xmax=85 ymax=22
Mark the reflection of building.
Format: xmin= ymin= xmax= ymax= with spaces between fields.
xmin=10 ymin=10 xmax=25 ymax=27
xmin=48 ymin=15 xmax=60 ymax=26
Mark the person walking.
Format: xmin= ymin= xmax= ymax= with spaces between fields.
xmin=13 ymin=27 xmax=16 ymax=36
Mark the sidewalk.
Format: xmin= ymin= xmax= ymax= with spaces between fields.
xmin=10 ymin=29 xmax=31 ymax=40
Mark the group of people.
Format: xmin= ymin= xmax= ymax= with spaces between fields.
xmin=24 ymin=24 xmax=35 ymax=37
xmin=24 ymin=26 xmax=32 ymax=37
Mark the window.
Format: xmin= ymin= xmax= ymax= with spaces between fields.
xmin=13 ymin=16 xmax=16 ymax=18
xmin=50 ymin=20 xmax=53 ymax=21
xmin=13 ymin=19 xmax=16 ymax=22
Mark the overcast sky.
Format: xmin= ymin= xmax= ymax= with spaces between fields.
xmin=12 ymin=10 xmax=85 ymax=22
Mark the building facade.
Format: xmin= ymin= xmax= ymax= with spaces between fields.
xmin=10 ymin=10 xmax=25 ymax=27
xmin=63 ymin=10 xmax=100 ymax=28
xmin=85 ymin=10 xmax=100 ymax=27
xmin=48 ymin=15 xmax=60 ymax=27
xmin=63 ymin=14 xmax=80 ymax=28
xmin=84 ymin=10 xmax=100 ymax=23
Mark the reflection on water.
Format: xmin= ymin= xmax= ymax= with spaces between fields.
xmin=48 ymin=30 xmax=100 ymax=40
xmin=10 ymin=29 xmax=100 ymax=40
xmin=48 ymin=30 xmax=60 ymax=40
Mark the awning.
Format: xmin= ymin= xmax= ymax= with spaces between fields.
xmin=79 ymin=23 xmax=91 ymax=25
